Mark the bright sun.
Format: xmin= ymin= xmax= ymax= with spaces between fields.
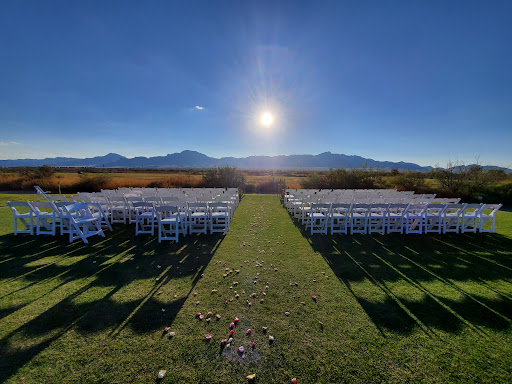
xmin=260 ymin=111 xmax=274 ymax=127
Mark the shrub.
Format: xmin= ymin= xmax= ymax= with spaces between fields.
xmin=202 ymin=166 xmax=245 ymax=188
xmin=392 ymin=172 xmax=426 ymax=192
xmin=301 ymin=168 xmax=383 ymax=189
xmin=71 ymin=174 xmax=113 ymax=192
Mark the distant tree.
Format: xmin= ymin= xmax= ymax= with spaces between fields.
xmin=202 ymin=166 xmax=245 ymax=188
xmin=34 ymin=164 xmax=56 ymax=179
xmin=390 ymin=168 xmax=400 ymax=176
xmin=429 ymin=160 xmax=507 ymax=199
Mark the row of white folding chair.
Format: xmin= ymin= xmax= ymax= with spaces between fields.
xmin=6 ymin=201 xmax=109 ymax=243
xmin=132 ymin=202 xmax=231 ymax=242
xmin=302 ymin=203 xmax=502 ymax=235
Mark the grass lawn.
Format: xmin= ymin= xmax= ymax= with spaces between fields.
xmin=0 ymin=194 xmax=511 ymax=383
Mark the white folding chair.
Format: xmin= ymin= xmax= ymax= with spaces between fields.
xmin=442 ymin=204 xmax=465 ymax=234
xmin=52 ymin=201 xmax=73 ymax=235
xmin=133 ymin=202 xmax=155 ymax=235
xmin=143 ymin=196 xmax=163 ymax=207
xmin=479 ymin=203 xmax=502 ymax=233
xmin=125 ymin=196 xmax=143 ymax=224
xmin=405 ymin=204 xmax=427 ymax=234
xmin=350 ymin=204 xmax=370 ymax=234
xmin=208 ymin=202 xmax=230 ymax=234
xmin=308 ymin=203 xmax=331 ymax=235
xmin=63 ymin=203 xmax=105 ymax=244
xmin=108 ymin=197 xmax=128 ymax=224
xmin=34 ymin=185 xmax=51 ymax=201
xmin=461 ymin=204 xmax=484 ymax=233
xmin=329 ymin=203 xmax=351 ymax=234
xmin=188 ymin=202 xmax=208 ymax=234
xmin=368 ymin=204 xmax=389 ymax=235
xmin=6 ymin=201 xmax=34 ymax=235
xmin=28 ymin=201 xmax=57 ymax=235
xmin=156 ymin=205 xmax=180 ymax=243
xmin=85 ymin=202 xmax=113 ymax=232
xmin=386 ymin=203 xmax=409 ymax=234
xmin=424 ymin=204 xmax=446 ymax=234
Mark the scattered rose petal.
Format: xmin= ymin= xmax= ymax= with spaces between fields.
xmin=234 ymin=317 xmax=240 ymax=323
xmin=262 ymin=326 xmax=268 ymax=333
xmin=211 ymin=289 xmax=217 ymax=294
xmin=229 ymin=330 xmax=235 ymax=336
xmin=168 ymin=331 xmax=176 ymax=338
xmin=269 ymin=335 xmax=275 ymax=343
xmin=229 ymin=322 xmax=235 ymax=329
xmin=193 ymin=292 xmax=198 ymax=296
xmin=247 ymin=373 xmax=256 ymax=382
xmin=220 ymin=338 xmax=228 ymax=346
xmin=292 ymin=379 xmax=298 ymax=384
xmin=285 ymin=311 xmax=290 ymax=316
xmin=196 ymin=312 xmax=201 ymax=318
xmin=252 ymin=341 xmax=256 ymax=349
xmin=161 ymin=308 xmax=165 ymax=312
xmin=163 ymin=326 xmax=170 ymax=333
xmin=157 ymin=265 xmax=161 ymax=269
xmin=199 ymin=314 xmax=204 ymax=320
xmin=312 ymin=295 xmax=317 ymax=301
xmin=216 ymin=314 xmax=221 ymax=320
xmin=205 ymin=334 xmax=212 ymax=340
xmin=238 ymin=346 xmax=245 ymax=355
xmin=157 ymin=369 xmax=167 ymax=380
xmin=246 ymin=329 xmax=252 ymax=335
xmin=173 ymin=294 xmax=178 ymax=298
xmin=207 ymin=312 xmax=213 ymax=317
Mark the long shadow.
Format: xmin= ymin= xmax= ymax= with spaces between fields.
xmin=292 ymin=214 xmax=512 ymax=336
xmin=0 ymin=226 xmax=224 ymax=383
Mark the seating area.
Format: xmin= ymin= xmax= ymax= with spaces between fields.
xmin=283 ymin=188 xmax=502 ymax=235
xmin=6 ymin=186 xmax=239 ymax=243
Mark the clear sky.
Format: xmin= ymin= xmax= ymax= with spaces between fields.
xmin=0 ymin=0 xmax=511 ymax=167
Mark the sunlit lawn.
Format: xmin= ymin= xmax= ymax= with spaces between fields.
xmin=0 ymin=194 xmax=511 ymax=383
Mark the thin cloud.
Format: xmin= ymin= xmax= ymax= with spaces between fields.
xmin=11 ymin=141 xmax=20 ymax=145
xmin=195 ymin=105 xmax=205 ymax=110
xmin=0 ymin=142 xmax=8 ymax=146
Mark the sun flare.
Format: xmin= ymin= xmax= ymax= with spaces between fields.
xmin=260 ymin=111 xmax=274 ymax=127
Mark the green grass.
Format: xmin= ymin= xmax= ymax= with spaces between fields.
xmin=0 ymin=194 xmax=511 ymax=383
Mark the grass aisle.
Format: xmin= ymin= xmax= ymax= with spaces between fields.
xmin=0 ymin=194 xmax=511 ymax=383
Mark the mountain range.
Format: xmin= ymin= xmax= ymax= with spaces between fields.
xmin=0 ymin=150 xmax=510 ymax=172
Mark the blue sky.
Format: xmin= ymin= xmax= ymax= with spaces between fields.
xmin=0 ymin=0 xmax=511 ymax=167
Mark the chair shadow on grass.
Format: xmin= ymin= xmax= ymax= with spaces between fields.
xmin=0 ymin=225 xmax=224 ymax=383
xmin=293 ymin=218 xmax=512 ymax=337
